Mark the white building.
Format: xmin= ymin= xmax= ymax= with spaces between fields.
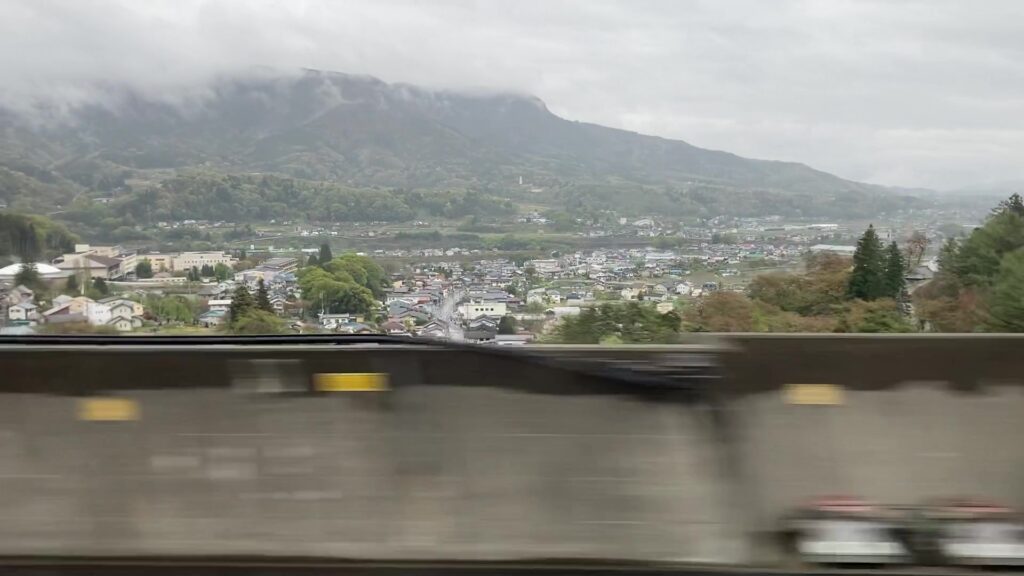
xmin=173 ymin=252 xmax=237 ymax=271
xmin=0 ymin=262 xmax=70 ymax=283
xmin=8 ymin=302 xmax=37 ymax=322
xmin=208 ymin=299 xmax=232 ymax=312
xmin=529 ymin=259 xmax=561 ymax=274
xmin=458 ymin=302 xmax=507 ymax=319
xmin=84 ymin=302 xmax=112 ymax=326
xmin=809 ymin=244 xmax=857 ymax=256
xmin=545 ymin=306 xmax=581 ymax=318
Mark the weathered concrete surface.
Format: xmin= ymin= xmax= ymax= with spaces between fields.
xmin=2 ymin=335 xmax=1024 ymax=565
xmin=0 ymin=361 xmax=740 ymax=562
xmin=717 ymin=336 xmax=1024 ymax=563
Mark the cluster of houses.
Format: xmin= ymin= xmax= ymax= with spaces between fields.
xmin=2 ymin=284 xmax=145 ymax=332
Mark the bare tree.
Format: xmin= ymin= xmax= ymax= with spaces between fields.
xmin=903 ymin=230 xmax=929 ymax=271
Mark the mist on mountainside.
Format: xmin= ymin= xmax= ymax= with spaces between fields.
xmin=0 ymin=70 xmax=924 ymax=221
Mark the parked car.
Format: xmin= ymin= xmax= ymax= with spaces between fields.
xmin=784 ymin=496 xmax=911 ymax=566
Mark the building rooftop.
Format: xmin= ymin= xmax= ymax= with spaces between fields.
xmin=0 ymin=262 xmax=62 ymax=276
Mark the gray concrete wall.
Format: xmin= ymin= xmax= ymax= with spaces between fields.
xmin=0 ymin=346 xmax=740 ymax=562
xmin=716 ymin=335 xmax=1024 ymax=563
xmin=1 ymin=335 xmax=1024 ymax=565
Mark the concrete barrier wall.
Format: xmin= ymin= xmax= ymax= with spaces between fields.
xmin=0 ymin=346 xmax=741 ymax=563
xmin=717 ymin=335 xmax=1024 ymax=563
xmin=1 ymin=335 xmax=1024 ymax=565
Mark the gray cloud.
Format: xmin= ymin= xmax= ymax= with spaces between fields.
xmin=1 ymin=0 xmax=1022 ymax=189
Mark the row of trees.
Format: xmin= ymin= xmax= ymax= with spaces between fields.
xmin=0 ymin=213 xmax=77 ymax=264
xmin=56 ymin=173 xmax=517 ymax=238
xmin=915 ymin=194 xmax=1024 ymax=331
xmin=553 ymin=302 xmax=682 ymax=344
xmin=847 ymin=225 xmax=905 ymax=301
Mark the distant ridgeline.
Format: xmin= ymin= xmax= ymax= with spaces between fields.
xmin=0 ymin=69 xmax=925 ymax=228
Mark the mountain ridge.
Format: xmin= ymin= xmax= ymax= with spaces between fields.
xmin=0 ymin=69 xmax=923 ymax=219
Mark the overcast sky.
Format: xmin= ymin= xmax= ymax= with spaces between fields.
xmin=2 ymin=0 xmax=1023 ymax=190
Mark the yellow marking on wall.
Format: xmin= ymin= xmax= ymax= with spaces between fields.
xmin=78 ymin=397 xmax=140 ymax=421
xmin=785 ymin=384 xmax=844 ymax=405
xmin=314 ymin=373 xmax=389 ymax=392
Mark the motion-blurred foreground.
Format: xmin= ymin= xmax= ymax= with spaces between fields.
xmin=1 ymin=335 xmax=1022 ymax=570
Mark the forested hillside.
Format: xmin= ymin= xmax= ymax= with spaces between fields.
xmin=0 ymin=69 xmax=924 ymax=222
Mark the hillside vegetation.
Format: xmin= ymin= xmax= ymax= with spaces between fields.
xmin=0 ymin=70 xmax=924 ymax=223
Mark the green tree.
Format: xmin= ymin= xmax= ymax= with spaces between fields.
xmin=14 ymin=263 xmax=42 ymax=291
xmin=256 ymin=277 xmax=273 ymax=313
xmin=200 ymin=264 xmax=214 ymax=277
xmin=883 ymin=241 xmax=906 ymax=299
xmin=228 ymin=285 xmax=255 ymax=324
xmin=937 ymin=238 xmax=959 ymax=274
xmin=555 ymin=303 xmax=680 ymax=343
xmin=993 ymin=192 xmax=1024 ymax=217
xmin=92 ymin=277 xmax=109 ymax=296
xmin=231 ymin=309 xmax=288 ymax=334
xmin=135 ymin=259 xmax=154 ymax=279
xmin=213 ymin=262 xmax=232 ymax=281
xmin=65 ymin=273 xmax=79 ymax=294
xmin=305 ymin=253 xmax=318 ymax=267
xmin=984 ymin=249 xmax=1024 ymax=332
xmin=318 ymin=242 xmax=333 ymax=266
xmin=847 ymin=225 xmax=886 ymax=300
xmin=836 ymin=299 xmax=913 ymax=333
xmin=684 ymin=291 xmax=756 ymax=332
xmin=949 ymin=208 xmax=1024 ymax=286
xmin=497 ymin=315 xmax=517 ymax=335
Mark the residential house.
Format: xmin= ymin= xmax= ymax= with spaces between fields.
xmin=100 ymin=297 xmax=145 ymax=317
xmin=42 ymin=296 xmax=95 ymax=319
xmin=526 ymin=288 xmax=547 ymax=305
xmin=467 ymin=316 xmax=498 ymax=331
xmin=84 ymin=301 xmax=112 ymax=326
xmin=463 ymin=327 xmax=497 ymax=343
xmin=319 ymin=313 xmax=359 ymax=330
xmin=208 ymin=299 xmax=232 ymax=312
xmin=6 ymin=284 xmax=34 ymax=306
xmin=106 ymin=316 xmax=135 ymax=332
xmin=8 ymin=302 xmax=38 ymax=322
xmin=380 ymin=321 xmax=409 ymax=335
xmin=42 ymin=312 xmax=88 ymax=326
xmin=418 ymin=320 xmax=448 ymax=338
xmin=198 ymin=309 xmax=227 ymax=328
xmin=620 ymin=287 xmax=642 ymax=300
xmin=269 ymin=295 xmax=287 ymax=313
xmin=335 ymin=321 xmax=373 ymax=334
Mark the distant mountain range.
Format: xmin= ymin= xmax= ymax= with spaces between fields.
xmin=0 ymin=69 xmax=926 ymax=219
